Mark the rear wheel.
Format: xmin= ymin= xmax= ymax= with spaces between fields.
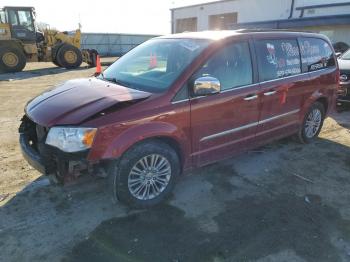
xmin=298 ymin=102 xmax=325 ymax=143
xmin=108 ymin=141 xmax=180 ymax=208
xmin=56 ymin=44 xmax=82 ymax=69
xmin=0 ymin=46 xmax=26 ymax=73
xmin=52 ymin=44 xmax=63 ymax=67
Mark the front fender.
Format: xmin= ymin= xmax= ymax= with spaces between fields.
xmin=88 ymin=121 xmax=188 ymax=161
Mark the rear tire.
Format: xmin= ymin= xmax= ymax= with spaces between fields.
xmin=87 ymin=49 xmax=98 ymax=68
xmin=56 ymin=44 xmax=82 ymax=69
xmin=298 ymin=102 xmax=325 ymax=143
xmin=52 ymin=44 xmax=63 ymax=67
xmin=0 ymin=46 xmax=26 ymax=73
xmin=108 ymin=140 xmax=180 ymax=208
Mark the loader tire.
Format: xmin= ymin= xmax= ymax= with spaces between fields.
xmin=0 ymin=46 xmax=26 ymax=73
xmin=56 ymin=44 xmax=82 ymax=69
xmin=52 ymin=44 xmax=63 ymax=67
xmin=87 ymin=49 xmax=98 ymax=68
xmin=52 ymin=57 xmax=61 ymax=67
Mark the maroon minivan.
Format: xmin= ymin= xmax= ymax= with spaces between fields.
xmin=19 ymin=30 xmax=338 ymax=207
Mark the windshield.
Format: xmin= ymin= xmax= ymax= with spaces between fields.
xmin=341 ymin=49 xmax=350 ymax=60
xmin=100 ymin=38 xmax=211 ymax=93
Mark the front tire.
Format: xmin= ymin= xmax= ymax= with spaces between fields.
xmin=298 ymin=102 xmax=325 ymax=143
xmin=108 ymin=141 xmax=180 ymax=208
xmin=0 ymin=46 xmax=26 ymax=73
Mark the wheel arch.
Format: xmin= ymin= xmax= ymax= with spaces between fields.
xmin=315 ymin=97 xmax=328 ymax=113
xmin=90 ymin=122 xmax=189 ymax=173
xmin=301 ymin=90 xmax=330 ymax=121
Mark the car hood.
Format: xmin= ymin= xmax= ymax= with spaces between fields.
xmin=25 ymin=78 xmax=151 ymax=127
xmin=338 ymin=59 xmax=350 ymax=71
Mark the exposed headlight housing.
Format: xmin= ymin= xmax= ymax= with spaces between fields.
xmin=45 ymin=127 xmax=97 ymax=152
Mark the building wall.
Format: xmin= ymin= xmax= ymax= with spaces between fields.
xmin=172 ymin=0 xmax=350 ymax=31
xmin=171 ymin=0 xmax=350 ymax=45
xmin=293 ymin=0 xmax=350 ymax=18
xmin=172 ymin=0 xmax=292 ymax=32
xmin=81 ymin=33 xmax=158 ymax=57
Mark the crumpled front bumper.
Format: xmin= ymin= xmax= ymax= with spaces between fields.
xmin=19 ymin=133 xmax=48 ymax=174
xmin=18 ymin=116 xmax=93 ymax=183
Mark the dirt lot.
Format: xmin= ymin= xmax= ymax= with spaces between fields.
xmin=0 ymin=62 xmax=350 ymax=262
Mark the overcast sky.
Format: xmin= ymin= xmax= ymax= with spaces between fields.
xmin=2 ymin=0 xmax=206 ymax=35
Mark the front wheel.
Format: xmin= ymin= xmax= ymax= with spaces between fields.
xmin=108 ymin=141 xmax=180 ymax=208
xmin=298 ymin=102 xmax=325 ymax=143
xmin=0 ymin=46 xmax=26 ymax=73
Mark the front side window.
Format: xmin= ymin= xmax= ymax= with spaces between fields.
xmin=8 ymin=10 xmax=18 ymax=26
xmin=0 ymin=10 xmax=5 ymax=24
xmin=17 ymin=10 xmax=34 ymax=31
xmin=193 ymin=41 xmax=253 ymax=91
xmin=299 ymin=37 xmax=335 ymax=72
xmin=101 ymin=38 xmax=210 ymax=93
xmin=255 ymin=39 xmax=301 ymax=81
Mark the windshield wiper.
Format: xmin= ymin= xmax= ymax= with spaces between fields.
xmin=106 ymin=78 xmax=131 ymax=88
xmin=99 ymin=74 xmax=131 ymax=88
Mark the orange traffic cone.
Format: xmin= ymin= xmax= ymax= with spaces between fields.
xmin=149 ymin=53 xmax=157 ymax=69
xmin=95 ymin=55 xmax=101 ymax=76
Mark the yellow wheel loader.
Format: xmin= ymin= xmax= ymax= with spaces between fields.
xmin=0 ymin=6 xmax=97 ymax=73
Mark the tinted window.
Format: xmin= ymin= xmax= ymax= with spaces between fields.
xmin=255 ymin=39 xmax=301 ymax=81
xmin=194 ymin=41 xmax=253 ymax=91
xmin=299 ymin=38 xmax=335 ymax=72
xmin=8 ymin=10 xmax=18 ymax=25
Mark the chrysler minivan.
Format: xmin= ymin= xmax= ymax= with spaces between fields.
xmin=19 ymin=30 xmax=338 ymax=207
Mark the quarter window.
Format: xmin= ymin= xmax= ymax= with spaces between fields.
xmin=255 ymin=39 xmax=301 ymax=81
xmin=194 ymin=41 xmax=253 ymax=91
xmin=299 ymin=37 xmax=335 ymax=72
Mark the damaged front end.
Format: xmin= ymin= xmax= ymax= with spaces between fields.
xmin=19 ymin=115 xmax=107 ymax=184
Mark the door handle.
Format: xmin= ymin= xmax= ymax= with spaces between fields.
xmin=263 ymin=90 xmax=277 ymax=96
xmin=244 ymin=94 xmax=258 ymax=101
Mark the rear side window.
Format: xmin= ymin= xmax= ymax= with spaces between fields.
xmin=255 ymin=39 xmax=301 ymax=81
xmin=299 ymin=37 xmax=335 ymax=72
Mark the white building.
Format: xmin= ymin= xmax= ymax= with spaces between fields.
xmin=171 ymin=0 xmax=350 ymax=48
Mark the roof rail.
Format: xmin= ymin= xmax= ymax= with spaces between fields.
xmin=234 ymin=28 xmax=314 ymax=33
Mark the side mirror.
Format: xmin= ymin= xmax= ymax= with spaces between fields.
xmin=193 ymin=76 xmax=221 ymax=96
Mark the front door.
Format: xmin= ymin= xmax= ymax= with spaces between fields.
xmin=254 ymin=38 xmax=306 ymax=142
xmin=190 ymin=40 xmax=260 ymax=167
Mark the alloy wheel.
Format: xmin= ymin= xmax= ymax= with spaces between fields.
xmin=304 ymin=108 xmax=322 ymax=138
xmin=128 ymin=154 xmax=171 ymax=200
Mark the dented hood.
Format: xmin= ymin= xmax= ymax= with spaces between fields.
xmin=25 ymin=78 xmax=151 ymax=127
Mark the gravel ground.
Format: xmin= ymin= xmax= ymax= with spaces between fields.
xmin=0 ymin=62 xmax=350 ymax=262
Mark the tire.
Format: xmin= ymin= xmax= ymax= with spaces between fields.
xmin=52 ymin=57 xmax=61 ymax=67
xmin=87 ymin=49 xmax=98 ymax=68
xmin=56 ymin=44 xmax=82 ymax=69
xmin=52 ymin=44 xmax=63 ymax=67
xmin=0 ymin=46 xmax=26 ymax=73
xmin=108 ymin=140 xmax=180 ymax=208
xmin=298 ymin=102 xmax=325 ymax=143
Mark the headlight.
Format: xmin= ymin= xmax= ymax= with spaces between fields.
xmin=45 ymin=127 xmax=97 ymax=152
